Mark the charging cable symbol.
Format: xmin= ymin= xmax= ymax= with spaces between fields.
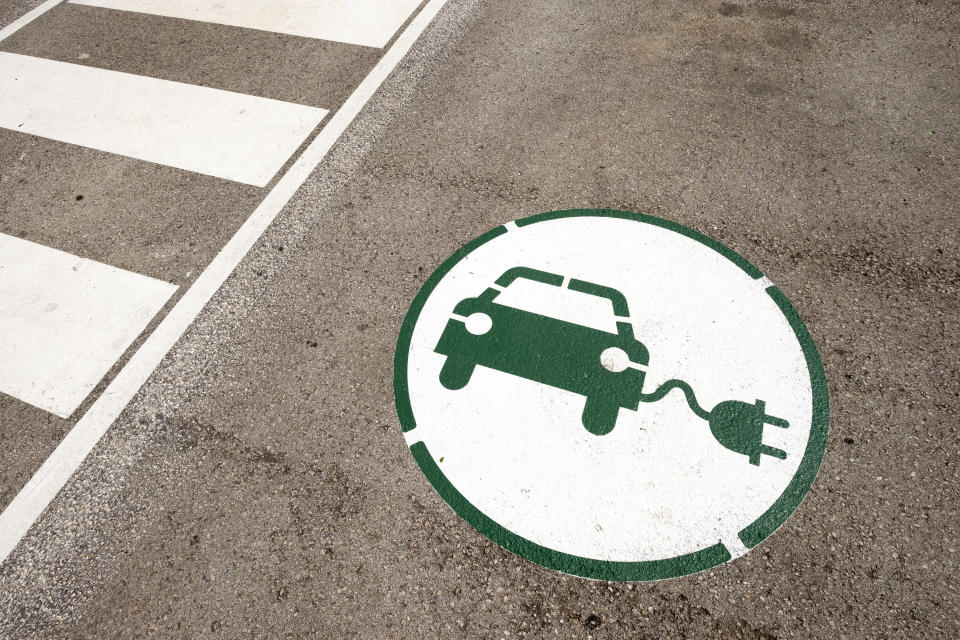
xmin=434 ymin=266 xmax=790 ymax=465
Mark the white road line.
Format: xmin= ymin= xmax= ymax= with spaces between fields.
xmin=0 ymin=53 xmax=327 ymax=187
xmin=0 ymin=234 xmax=177 ymax=418
xmin=0 ymin=0 xmax=66 ymax=42
xmin=70 ymin=0 xmax=424 ymax=49
xmin=0 ymin=0 xmax=450 ymax=564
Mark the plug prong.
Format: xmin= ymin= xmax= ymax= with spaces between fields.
xmin=708 ymin=399 xmax=792 ymax=465
xmin=761 ymin=444 xmax=787 ymax=460
xmin=765 ymin=414 xmax=789 ymax=429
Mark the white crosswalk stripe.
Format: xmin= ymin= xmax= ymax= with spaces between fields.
xmin=70 ymin=0 xmax=424 ymax=48
xmin=0 ymin=233 xmax=176 ymax=418
xmin=0 ymin=52 xmax=328 ymax=186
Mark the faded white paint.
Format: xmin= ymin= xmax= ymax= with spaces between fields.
xmin=0 ymin=234 xmax=176 ymax=418
xmin=0 ymin=52 xmax=327 ymax=186
xmin=70 ymin=0 xmax=423 ymax=48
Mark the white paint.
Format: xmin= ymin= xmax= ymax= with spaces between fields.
xmin=0 ymin=52 xmax=327 ymax=186
xmin=0 ymin=0 xmax=449 ymax=565
xmin=70 ymin=0 xmax=424 ymax=48
xmin=600 ymin=347 xmax=629 ymax=373
xmin=0 ymin=234 xmax=176 ymax=418
xmin=464 ymin=313 xmax=492 ymax=335
xmin=723 ymin=535 xmax=750 ymax=559
xmin=0 ymin=0 xmax=66 ymax=43
xmin=403 ymin=216 xmax=813 ymax=563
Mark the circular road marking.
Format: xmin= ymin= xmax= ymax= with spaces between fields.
xmin=394 ymin=209 xmax=829 ymax=581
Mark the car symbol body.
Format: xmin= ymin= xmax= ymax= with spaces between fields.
xmin=434 ymin=266 xmax=649 ymax=435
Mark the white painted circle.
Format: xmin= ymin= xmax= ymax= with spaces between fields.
xmin=464 ymin=312 xmax=493 ymax=335
xmin=397 ymin=212 xmax=826 ymax=580
xmin=600 ymin=347 xmax=630 ymax=372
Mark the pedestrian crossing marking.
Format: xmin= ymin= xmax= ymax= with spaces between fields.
xmin=0 ymin=0 xmax=449 ymax=566
xmin=0 ymin=233 xmax=177 ymax=418
xmin=69 ymin=0 xmax=424 ymax=48
xmin=0 ymin=52 xmax=328 ymax=186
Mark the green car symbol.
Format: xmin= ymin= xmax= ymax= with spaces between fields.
xmin=434 ymin=266 xmax=649 ymax=436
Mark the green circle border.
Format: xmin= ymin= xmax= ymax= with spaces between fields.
xmin=393 ymin=209 xmax=830 ymax=581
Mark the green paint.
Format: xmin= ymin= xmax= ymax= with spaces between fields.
xmin=394 ymin=225 xmax=507 ymax=433
xmin=436 ymin=265 xmax=791 ymax=460
xmin=637 ymin=379 xmax=711 ymax=421
xmin=640 ymin=380 xmax=790 ymax=465
xmin=495 ymin=266 xmax=563 ymax=288
xmin=567 ymin=278 xmax=631 ymax=316
xmin=737 ymin=286 xmax=830 ymax=548
xmin=636 ymin=380 xmax=789 ymax=465
xmin=435 ymin=266 xmax=648 ymax=436
xmin=708 ymin=399 xmax=789 ymax=465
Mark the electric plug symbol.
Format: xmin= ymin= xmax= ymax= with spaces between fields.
xmin=637 ymin=380 xmax=790 ymax=466
xmin=707 ymin=399 xmax=789 ymax=465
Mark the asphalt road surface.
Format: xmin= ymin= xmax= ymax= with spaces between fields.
xmin=0 ymin=0 xmax=958 ymax=638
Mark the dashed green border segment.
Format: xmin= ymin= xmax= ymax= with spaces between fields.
xmin=394 ymin=225 xmax=506 ymax=433
xmin=393 ymin=209 xmax=829 ymax=581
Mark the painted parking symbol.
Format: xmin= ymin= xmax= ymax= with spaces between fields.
xmin=394 ymin=209 xmax=829 ymax=581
